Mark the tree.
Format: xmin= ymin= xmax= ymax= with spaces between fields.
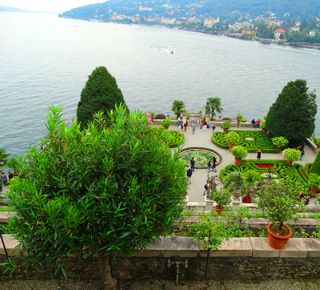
xmin=310 ymin=150 xmax=320 ymax=175
xmin=7 ymin=105 xmax=186 ymax=289
xmin=171 ymin=100 xmax=185 ymax=117
xmin=0 ymin=147 xmax=10 ymax=168
xmin=77 ymin=66 xmax=127 ymax=128
xmin=265 ymin=79 xmax=317 ymax=148
xmin=205 ymin=97 xmax=223 ymax=119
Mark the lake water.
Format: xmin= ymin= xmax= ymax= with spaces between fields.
xmin=1 ymin=12 xmax=320 ymax=158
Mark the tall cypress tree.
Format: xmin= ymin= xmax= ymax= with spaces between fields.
xmin=265 ymin=79 xmax=317 ymax=147
xmin=77 ymin=66 xmax=127 ymax=128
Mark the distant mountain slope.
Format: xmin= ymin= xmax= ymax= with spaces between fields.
xmin=59 ymin=0 xmax=320 ymax=21
xmin=0 ymin=6 xmax=27 ymax=12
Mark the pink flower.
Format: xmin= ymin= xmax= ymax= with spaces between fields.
xmin=87 ymin=132 xmax=90 ymax=136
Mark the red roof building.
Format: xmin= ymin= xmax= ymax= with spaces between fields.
xmin=276 ymin=28 xmax=286 ymax=33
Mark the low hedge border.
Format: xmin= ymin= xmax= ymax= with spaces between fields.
xmin=220 ymin=159 xmax=308 ymax=184
xmin=167 ymin=131 xmax=184 ymax=148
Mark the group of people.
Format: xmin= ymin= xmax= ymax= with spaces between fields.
xmin=298 ymin=192 xmax=311 ymax=205
xmin=186 ymin=156 xmax=217 ymax=184
xmin=1 ymin=171 xmax=13 ymax=187
xmin=178 ymin=118 xmax=189 ymax=132
xmin=178 ymin=117 xmax=216 ymax=135
xmin=251 ymin=119 xmax=261 ymax=128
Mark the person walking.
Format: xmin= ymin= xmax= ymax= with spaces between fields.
xmin=212 ymin=157 xmax=217 ymax=171
xmin=207 ymin=160 xmax=212 ymax=171
xmin=191 ymin=122 xmax=196 ymax=134
xmin=186 ymin=167 xmax=193 ymax=184
xmin=180 ymin=121 xmax=184 ymax=132
xmin=1 ymin=172 xmax=8 ymax=186
xmin=256 ymin=119 xmax=261 ymax=129
xmin=251 ymin=119 xmax=256 ymax=128
xmin=212 ymin=123 xmax=216 ymax=132
xmin=178 ymin=117 xmax=182 ymax=128
xmin=184 ymin=120 xmax=188 ymax=132
xmin=207 ymin=120 xmax=210 ymax=129
xmin=204 ymin=182 xmax=209 ymax=196
xmin=203 ymin=120 xmax=207 ymax=131
xmin=190 ymin=157 xmax=195 ymax=172
xmin=256 ymin=149 xmax=262 ymax=160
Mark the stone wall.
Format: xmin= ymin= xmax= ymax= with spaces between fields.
xmin=1 ymin=236 xmax=320 ymax=282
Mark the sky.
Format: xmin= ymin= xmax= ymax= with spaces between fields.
xmin=0 ymin=0 xmax=106 ymax=12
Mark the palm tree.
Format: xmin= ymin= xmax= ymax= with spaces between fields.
xmin=171 ymin=100 xmax=185 ymax=117
xmin=205 ymin=97 xmax=223 ymax=119
xmin=222 ymin=172 xmax=247 ymax=193
xmin=0 ymin=148 xmax=10 ymax=168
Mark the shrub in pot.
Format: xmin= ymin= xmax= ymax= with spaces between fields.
xmin=283 ymin=148 xmax=301 ymax=165
xmin=260 ymin=120 xmax=267 ymax=133
xmin=161 ymin=118 xmax=172 ymax=129
xmin=236 ymin=114 xmax=242 ymax=127
xmin=225 ymin=131 xmax=239 ymax=149
xmin=222 ymin=171 xmax=247 ymax=193
xmin=257 ymin=178 xmax=305 ymax=249
xmin=220 ymin=120 xmax=231 ymax=133
xmin=210 ymin=188 xmax=232 ymax=214
xmin=231 ymin=146 xmax=248 ymax=165
xmin=272 ymin=136 xmax=289 ymax=150
xmin=243 ymin=169 xmax=262 ymax=189
xmin=308 ymin=173 xmax=320 ymax=194
xmin=313 ymin=137 xmax=320 ymax=149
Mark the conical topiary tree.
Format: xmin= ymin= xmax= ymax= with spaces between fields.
xmin=77 ymin=66 xmax=127 ymax=128
xmin=310 ymin=150 xmax=320 ymax=175
xmin=265 ymin=79 xmax=317 ymax=148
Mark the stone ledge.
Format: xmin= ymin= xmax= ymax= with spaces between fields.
xmin=2 ymin=235 xmax=320 ymax=259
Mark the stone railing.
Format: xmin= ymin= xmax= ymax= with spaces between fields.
xmin=1 ymin=235 xmax=320 ymax=281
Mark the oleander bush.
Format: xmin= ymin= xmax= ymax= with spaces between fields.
xmin=211 ymin=130 xmax=278 ymax=153
xmin=220 ymin=160 xmax=308 ymax=184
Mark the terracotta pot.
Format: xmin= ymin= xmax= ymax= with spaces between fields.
xmin=287 ymin=160 xmax=293 ymax=166
xmin=317 ymin=146 xmax=320 ymax=149
xmin=164 ymin=127 xmax=169 ymax=130
xmin=311 ymin=187 xmax=319 ymax=194
xmin=267 ymin=223 xmax=292 ymax=250
xmin=223 ymin=128 xmax=228 ymax=133
xmin=245 ymin=186 xmax=250 ymax=193
xmin=276 ymin=146 xmax=281 ymax=151
xmin=263 ymin=129 xmax=267 ymax=134
xmin=215 ymin=205 xmax=224 ymax=215
xmin=229 ymin=144 xmax=235 ymax=150
xmin=235 ymin=158 xmax=242 ymax=166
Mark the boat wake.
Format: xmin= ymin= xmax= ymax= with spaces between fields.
xmin=160 ymin=47 xmax=175 ymax=54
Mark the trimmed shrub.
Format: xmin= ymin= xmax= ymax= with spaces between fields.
xmin=310 ymin=150 xmax=320 ymax=175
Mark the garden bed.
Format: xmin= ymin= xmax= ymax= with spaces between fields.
xmin=181 ymin=147 xmax=221 ymax=167
xmin=211 ymin=130 xmax=278 ymax=153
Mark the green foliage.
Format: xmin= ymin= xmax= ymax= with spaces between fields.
xmin=6 ymin=158 xmax=19 ymax=173
xmin=0 ymin=148 xmax=10 ymax=168
xmin=220 ymin=160 xmax=308 ymax=185
xmin=181 ymin=149 xmax=219 ymax=167
xmin=190 ymin=214 xmax=232 ymax=250
xmin=76 ymin=66 xmax=127 ymax=128
xmin=222 ymin=171 xmax=247 ymax=193
xmin=257 ymin=178 xmax=305 ymax=231
xmin=284 ymin=148 xmax=301 ymax=162
xmin=265 ymin=79 xmax=317 ymax=147
xmin=211 ymin=130 xmax=277 ymax=153
xmin=243 ymin=169 xmax=262 ymax=186
xmin=220 ymin=120 xmax=231 ymax=130
xmin=186 ymin=113 xmax=190 ymax=119
xmin=310 ymin=150 xmax=320 ymax=175
xmin=210 ymin=188 xmax=232 ymax=209
xmin=231 ymin=146 xmax=248 ymax=160
xmin=171 ymin=100 xmax=185 ymax=117
xmin=161 ymin=118 xmax=172 ymax=128
xmin=272 ymin=136 xmax=289 ymax=148
xmin=205 ymin=97 xmax=223 ymax=119
xmin=308 ymin=173 xmax=320 ymax=188
xmin=241 ymin=118 xmax=247 ymax=122
xmin=260 ymin=120 xmax=266 ymax=129
xmin=313 ymin=138 xmax=320 ymax=147
xmin=7 ymin=104 xmax=186 ymax=277
xmin=236 ymin=114 xmax=243 ymax=120
xmin=198 ymin=108 xmax=203 ymax=113
xmin=225 ymin=131 xmax=239 ymax=145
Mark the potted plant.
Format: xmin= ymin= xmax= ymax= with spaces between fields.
xmin=308 ymin=173 xmax=320 ymax=194
xmin=272 ymin=136 xmax=289 ymax=151
xmin=150 ymin=111 xmax=156 ymax=121
xmin=220 ymin=120 xmax=231 ymax=133
xmin=225 ymin=131 xmax=240 ymax=150
xmin=210 ymin=188 xmax=232 ymax=214
xmin=236 ymin=114 xmax=243 ymax=127
xmin=186 ymin=113 xmax=190 ymax=120
xmin=161 ymin=118 xmax=172 ymax=129
xmin=283 ymin=148 xmax=301 ymax=166
xmin=243 ymin=169 xmax=262 ymax=191
xmin=231 ymin=146 xmax=248 ymax=165
xmin=257 ymin=178 xmax=305 ymax=249
xmin=260 ymin=120 xmax=267 ymax=134
xmin=222 ymin=171 xmax=247 ymax=193
xmin=313 ymin=137 xmax=320 ymax=149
